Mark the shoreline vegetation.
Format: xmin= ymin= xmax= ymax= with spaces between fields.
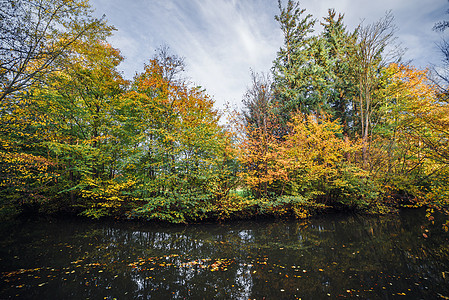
xmin=1 ymin=0 xmax=448 ymax=229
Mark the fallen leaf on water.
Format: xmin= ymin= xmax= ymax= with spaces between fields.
xmin=437 ymin=293 xmax=449 ymax=299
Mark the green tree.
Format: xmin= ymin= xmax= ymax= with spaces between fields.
xmin=272 ymin=0 xmax=317 ymax=127
xmin=320 ymin=9 xmax=358 ymax=135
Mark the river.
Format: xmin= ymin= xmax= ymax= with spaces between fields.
xmin=1 ymin=209 xmax=448 ymax=299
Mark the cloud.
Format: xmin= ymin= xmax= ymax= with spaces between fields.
xmin=90 ymin=0 xmax=448 ymax=109
xmin=91 ymin=0 xmax=281 ymax=108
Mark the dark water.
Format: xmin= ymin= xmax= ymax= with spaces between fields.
xmin=0 ymin=209 xmax=448 ymax=299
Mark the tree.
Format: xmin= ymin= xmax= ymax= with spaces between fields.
xmin=0 ymin=0 xmax=112 ymax=102
xmin=433 ymin=0 xmax=449 ymax=32
xmin=432 ymin=1 xmax=449 ymax=97
xmin=379 ymin=63 xmax=449 ymax=208
xmin=242 ymin=71 xmax=273 ymax=131
xmin=283 ymin=114 xmax=364 ymax=205
xmin=239 ymin=111 xmax=366 ymax=216
xmin=272 ymin=3 xmax=359 ymax=133
xmin=320 ymin=9 xmax=358 ymax=135
xmin=272 ymin=0 xmax=317 ymax=127
xmin=0 ymin=29 xmax=130 ymax=217
xmin=0 ymin=1 xmax=117 ymax=216
xmin=240 ymin=70 xmax=287 ymax=199
xmin=126 ymin=48 xmax=236 ymax=222
xmin=353 ymin=11 xmax=401 ymax=163
xmin=40 ymin=39 xmax=129 ymax=215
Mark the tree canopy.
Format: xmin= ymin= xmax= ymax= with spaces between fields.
xmin=0 ymin=0 xmax=448 ymax=226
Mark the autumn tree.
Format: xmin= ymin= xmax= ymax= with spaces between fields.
xmin=40 ymin=39 xmax=129 ymax=216
xmin=0 ymin=37 xmax=130 ymax=218
xmin=240 ymin=70 xmax=286 ymax=199
xmin=124 ymin=48 xmax=236 ymax=222
xmin=239 ymin=110 xmax=368 ymax=217
xmin=282 ymin=114 xmax=365 ymax=206
xmin=0 ymin=0 xmax=117 ymax=216
xmin=378 ymin=64 xmax=449 ymax=208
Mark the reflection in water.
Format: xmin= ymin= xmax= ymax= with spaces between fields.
xmin=0 ymin=209 xmax=448 ymax=299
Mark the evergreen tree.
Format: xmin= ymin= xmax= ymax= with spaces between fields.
xmin=272 ymin=0 xmax=316 ymax=129
xmin=320 ymin=9 xmax=358 ymax=135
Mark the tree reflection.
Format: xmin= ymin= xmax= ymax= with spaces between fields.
xmin=1 ymin=210 xmax=448 ymax=299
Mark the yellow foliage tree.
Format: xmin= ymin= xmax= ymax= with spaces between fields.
xmin=379 ymin=64 xmax=449 ymax=211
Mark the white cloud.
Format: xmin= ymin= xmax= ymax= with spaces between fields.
xmin=90 ymin=0 xmax=449 ymax=109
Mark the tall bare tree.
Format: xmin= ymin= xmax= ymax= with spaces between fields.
xmin=354 ymin=11 xmax=402 ymax=163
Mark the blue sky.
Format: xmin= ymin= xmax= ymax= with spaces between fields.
xmin=90 ymin=0 xmax=448 ymax=109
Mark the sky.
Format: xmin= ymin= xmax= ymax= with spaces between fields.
xmin=90 ymin=0 xmax=449 ymax=109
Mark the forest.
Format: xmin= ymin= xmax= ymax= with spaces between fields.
xmin=1 ymin=0 xmax=448 ymax=226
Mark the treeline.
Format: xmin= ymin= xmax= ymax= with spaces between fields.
xmin=239 ymin=3 xmax=449 ymax=221
xmin=0 ymin=0 xmax=448 ymax=225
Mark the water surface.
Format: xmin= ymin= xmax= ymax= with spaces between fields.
xmin=1 ymin=209 xmax=448 ymax=299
